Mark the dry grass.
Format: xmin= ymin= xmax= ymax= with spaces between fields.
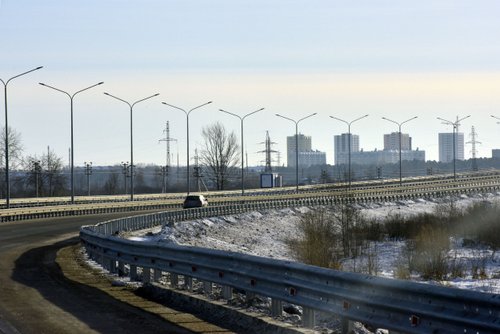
xmin=289 ymin=200 xmax=498 ymax=281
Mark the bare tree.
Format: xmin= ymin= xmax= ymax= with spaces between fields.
xmin=23 ymin=149 xmax=66 ymax=197
xmin=43 ymin=148 xmax=66 ymax=196
xmin=0 ymin=127 xmax=24 ymax=198
xmin=22 ymin=156 xmax=43 ymax=196
xmin=200 ymin=122 xmax=239 ymax=190
xmin=103 ymin=172 xmax=120 ymax=195
xmin=0 ymin=126 xmax=24 ymax=169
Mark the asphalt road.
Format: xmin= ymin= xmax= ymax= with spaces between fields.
xmin=0 ymin=211 xmax=196 ymax=334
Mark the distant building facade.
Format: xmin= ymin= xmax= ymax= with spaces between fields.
xmin=350 ymin=149 xmax=425 ymax=165
xmin=298 ymin=150 xmax=327 ymax=167
xmin=287 ymin=134 xmax=311 ymax=167
xmin=287 ymin=133 xmax=325 ymax=167
xmin=334 ymin=133 xmax=360 ymax=165
xmin=384 ymin=132 xmax=412 ymax=151
xmin=439 ymin=133 xmax=464 ymax=163
xmin=492 ymin=149 xmax=500 ymax=159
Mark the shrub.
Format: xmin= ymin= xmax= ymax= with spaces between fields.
xmin=448 ymin=252 xmax=466 ymax=279
xmin=412 ymin=225 xmax=450 ymax=280
xmin=394 ymin=257 xmax=411 ymax=280
xmin=384 ymin=212 xmax=449 ymax=240
xmin=286 ymin=208 xmax=341 ymax=268
xmin=470 ymin=250 xmax=488 ymax=280
xmin=459 ymin=202 xmax=500 ymax=254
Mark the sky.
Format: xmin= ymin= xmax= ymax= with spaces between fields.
xmin=1 ymin=1 xmax=500 ymax=167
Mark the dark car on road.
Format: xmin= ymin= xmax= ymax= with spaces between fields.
xmin=183 ymin=195 xmax=208 ymax=209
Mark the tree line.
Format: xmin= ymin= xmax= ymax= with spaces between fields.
xmin=3 ymin=123 xmax=500 ymax=199
xmin=1 ymin=122 xmax=241 ymax=198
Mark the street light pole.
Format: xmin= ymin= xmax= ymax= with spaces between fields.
xmin=162 ymin=101 xmax=212 ymax=195
xmin=104 ymin=92 xmax=160 ymax=201
xmin=1 ymin=66 xmax=43 ymax=208
xmin=219 ymin=108 xmax=264 ymax=195
xmin=437 ymin=115 xmax=471 ymax=180
xmin=275 ymin=113 xmax=317 ymax=192
xmin=382 ymin=116 xmax=418 ymax=186
xmin=39 ymin=81 xmax=103 ymax=203
xmin=330 ymin=114 xmax=369 ymax=189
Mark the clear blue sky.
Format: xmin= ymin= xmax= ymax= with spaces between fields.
xmin=1 ymin=1 xmax=500 ymax=166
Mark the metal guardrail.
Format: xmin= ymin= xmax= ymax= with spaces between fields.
xmin=80 ymin=197 xmax=500 ymax=333
xmin=5 ymin=171 xmax=500 ymax=222
xmin=2 ymin=169 xmax=499 ymax=208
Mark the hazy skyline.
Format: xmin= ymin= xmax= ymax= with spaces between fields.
xmin=1 ymin=1 xmax=500 ymax=167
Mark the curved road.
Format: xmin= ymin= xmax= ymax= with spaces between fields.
xmin=0 ymin=211 xmax=197 ymax=334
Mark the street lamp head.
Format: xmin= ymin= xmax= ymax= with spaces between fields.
xmin=103 ymin=92 xmax=110 ymax=96
xmin=36 ymin=66 xmax=44 ymax=70
xmin=97 ymin=82 xmax=104 ymax=85
xmin=39 ymin=82 xmax=45 ymax=86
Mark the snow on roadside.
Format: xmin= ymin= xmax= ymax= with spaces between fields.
xmin=128 ymin=208 xmax=307 ymax=260
xmin=124 ymin=193 xmax=500 ymax=295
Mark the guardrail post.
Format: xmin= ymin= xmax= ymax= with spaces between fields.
xmin=142 ymin=268 xmax=151 ymax=283
xmin=109 ymin=258 xmax=117 ymax=274
xmin=270 ymin=298 xmax=282 ymax=316
xmin=222 ymin=285 xmax=233 ymax=300
xmin=98 ymin=251 xmax=105 ymax=267
xmin=203 ymin=281 xmax=213 ymax=295
xmin=118 ymin=261 xmax=125 ymax=276
xmin=130 ymin=265 xmax=138 ymax=281
xmin=246 ymin=291 xmax=256 ymax=304
xmin=170 ymin=273 xmax=179 ymax=288
xmin=153 ymin=269 xmax=162 ymax=282
xmin=341 ymin=317 xmax=354 ymax=334
xmin=302 ymin=307 xmax=315 ymax=328
xmin=184 ymin=276 xmax=193 ymax=292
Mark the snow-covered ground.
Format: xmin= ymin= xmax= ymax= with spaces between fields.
xmin=119 ymin=193 xmax=500 ymax=333
xmin=126 ymin=193 xmax=500 ymax=294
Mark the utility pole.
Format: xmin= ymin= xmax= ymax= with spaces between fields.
xmin=466 ymin=126 xmax=481 ymax=172
xmin=121 ymin=161 xmax=129 ymax=195
xmin=158 ymin=121 xmax=177 ymax=193
xmin=258 ymin=131 xmax=278 ymax=173
xmin=84 ymin=161 xmax=92 ymax=196
xmin=47 ymin=146 xmax=52 ymax=197
xmin=32 ymin=160 xmax=41 ymax=197
xmin=193 ymin=148 xmax=202 ymax=192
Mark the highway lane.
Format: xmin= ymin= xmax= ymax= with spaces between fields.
xmin=0 ymin=211 xmax=197 ymax=334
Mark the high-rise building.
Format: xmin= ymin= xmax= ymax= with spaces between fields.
xmin=439 ymin=132 xmax=464 ymax=163
xmin=334 ymin=133 xmax=359 ymax=165
xmin=384 ymin=132 xmax=412 ymax=151
xmin=287 ymin=134 xmax=312 ymax=167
